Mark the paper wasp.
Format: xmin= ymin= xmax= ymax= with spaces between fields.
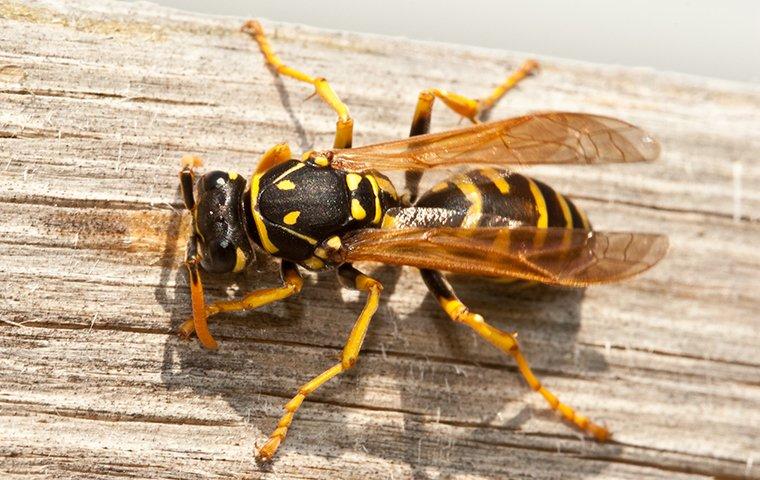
xmin=178 ymin=20 xmax=668 ymax=461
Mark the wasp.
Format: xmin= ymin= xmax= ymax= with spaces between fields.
xmin=177 ymin=20 xmax=668 ymax=461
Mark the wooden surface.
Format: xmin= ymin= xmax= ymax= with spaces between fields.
xmin=2 ymin=1 xmax=759 ymax=478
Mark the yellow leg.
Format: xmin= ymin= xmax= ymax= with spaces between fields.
xmin=179 ymin=261 xmax=303 ymax=347
xmin=420 ymin=269 xmax=611 ymax=441
xmin=242 ymin=20 xmax=354 ymax=149
xmin=478 ymin=59 xmax=540 ymax=114
xmin=178 ymin=155 xmax=221 ymax=349
xmin=404 ymin=59 xmax=539 ymax=201
xmin=411 ymin=59 xmax=540 ymax=129
xmin=255 ymin=143 xmax=292 ymax=174
xmin=256 ymin=264 xmax=382 ymax=461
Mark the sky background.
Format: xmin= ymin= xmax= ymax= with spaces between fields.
xmin=140 ymin=0 xmax=759 ymax=83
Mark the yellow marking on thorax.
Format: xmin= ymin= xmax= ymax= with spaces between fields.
xmin=277 ymin=179 xmax=296 ymax=190
xmin=351 ymin=199 xmax=367 ymax=220
xmin=228 ymin=171 xmax=239 ymax=181
xmin=272 ymin=162 xmax=305 ymax=184
xmin=250 ymin=173 xmax=279 ymax=254
xmin=346 ymin=173 xmax=362 ymax=191
xmin=280 ymin=225 xmax=318 ymax=245
xmin=233 ymin=247 xmax=247 ymax=272
xmin=455 ymin=175 xmax=483 ymax=228
xmin=283 ymin=211 xmax=300 ymax=225
xmin=313 ymin=155 xmax=329 ymax=167
xmin=366 ymin=174 xmax=382 ymax=224
xmin=480 ymin=168 xmax=510 ymax=194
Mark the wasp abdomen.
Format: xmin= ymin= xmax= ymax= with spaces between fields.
xmin=414 ymin=168 xmax=589 ymax=230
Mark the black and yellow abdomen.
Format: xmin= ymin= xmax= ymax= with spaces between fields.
xmin=414 ymin=167 xmax=590 ymax=231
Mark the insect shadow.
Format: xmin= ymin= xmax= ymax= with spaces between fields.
xmin=388 ymin=278 xmax=618 ymax=478
xmin=154 ymin=191 xmax=617 ymax=477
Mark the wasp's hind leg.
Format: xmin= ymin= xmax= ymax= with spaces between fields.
xmin=404 ymin=60 xmax=539 ymax=202
xmin=242 ymin=20 xmax=353 ymax=149
xmin=256 ymin=264 xmax=382 ymax=461
xmin=179 ymin=260 xmax=303 ymax=344
xmin=420 ymin=268 xmax=611 ymax=441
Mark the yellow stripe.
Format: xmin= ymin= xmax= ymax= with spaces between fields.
xmin=232 ymin=247 xmax=247 ymax=273
xmin=526 ymin=177 xmax=548 ymax=249
xmin=556 ymin=193 xmax=573 ymax=229
xmin=250 ymin=173 xmax=279 ymax=254
xmin=366 ymin=174 xmax=383 ymax=224
xmin=455 ymin=175 xmax=483 ymax=228
xmin=272 ymin=162 xmax=304 ymax=183
xmin=480 ymin=168 xmax=510 ymax=194
xmin=555 ymin=192 xmax=574 ymax=252
xmin=526 ymin=178 xmax=548 ymax=228
xmin=280 ymin=225 xmax=318 ymax=245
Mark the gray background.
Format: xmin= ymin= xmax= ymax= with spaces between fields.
xmin=140 ymin=0 xmax=759 ymax=83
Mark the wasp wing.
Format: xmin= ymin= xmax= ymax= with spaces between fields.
xmin=333 ymin=226 xmax=668 ymax=287
xmin=330 ymin=112 xmax=660 ymax=172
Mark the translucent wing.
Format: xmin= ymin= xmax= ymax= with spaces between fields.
xmin=330 ymin=112 xmax=660 ymax=172
xmin=331 ymin=226 xmax=668 ymax=287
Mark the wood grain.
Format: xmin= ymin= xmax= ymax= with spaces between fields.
xmin=1 ymin=1 xmax=759 ymax=478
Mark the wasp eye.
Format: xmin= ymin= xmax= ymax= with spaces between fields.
xmin=201 ymin=238 xmax=237 ymax=273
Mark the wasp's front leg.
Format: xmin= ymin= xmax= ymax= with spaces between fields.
xmin=179 ymin=261 xmax=303 ymax=348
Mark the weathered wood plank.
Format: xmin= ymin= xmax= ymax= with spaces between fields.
xmin=1 ymin=1 xmax=759 ymax=478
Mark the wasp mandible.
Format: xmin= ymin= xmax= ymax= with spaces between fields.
xmin=178 ymin=20 xmax=668 ymax=461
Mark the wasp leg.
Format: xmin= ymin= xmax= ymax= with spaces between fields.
xmin=420 ymin=269 xmax=611 ymax=441
xmin=178 ymin=155 xmax=220 ymax=349
xmin=257 ymin=264 xmax=382 ymax=461
xmin=179 ymin=261 xmax=303 ymax=347
xmin=477 ymin=59 xmax=540 ymax=120
xmin=405 ymin=60 xmax=539 ymax=202
xmin=242 ymin=20 xmax=353 ymax=149
xmin=179 ymin=154 xmax=203 ymax=209
xmin=255 ymin=143 xmax=293 ymax=174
